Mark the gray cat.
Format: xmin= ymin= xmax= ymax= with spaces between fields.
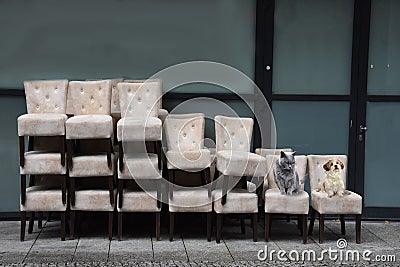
xmin=273 ymin=151 xmax=302 ymax=195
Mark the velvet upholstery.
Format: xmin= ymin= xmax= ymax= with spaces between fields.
xmin=118 ymin=153 xmax=161 ymax=179
xmin=18 ymin=114 xmax=67 ymax=136
xmin=20 ymin=185 xmax=67 ymax=212
xmin=67 ymin=80 xmax=112 ymax=116
xmin=117 ymin=190 xmax=161 ymax=212
xmin=71 ymin=189 xmax=116 ymax=211
xmin=66 ymin=114 xmax=113 ymax=139
xmin=216 ymin=150 xmax=267 ymax=177
xmin=169 ymin=188 xmax=212 ymax=212
xmin=213 ymin=189 xmax=258 ymax=214
xmin=264 ymin=189 xmax=309 ymax=214
xmin=307 ymin=155 xmax=362 ymax=215
xmin=255 ymin=148 xmax=293 ymax=157
xmin=117 ymin=117 xmax=162 ymax=142
xmin=214 ymin=116 xmax=253 ymax=153
xmin=20 ymin=151 xmax=66 ymax=175
xmin=69 ymin=154 xmax=114 ymax=177
xmin=24 ymin=80 xmax=68 ymax=114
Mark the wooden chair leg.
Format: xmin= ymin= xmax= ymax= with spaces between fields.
xmin=38 ymin=211 xmax=43 ymax=229
xmin=118 ymin=141 xmax=124 ymax=172
xmin=216 ymin=214 xmax=222 ymax=243
xmin=70 ymin=210 xmax=75 ymax=239
xmin=20 ymin=211 xmax=26 ymax=241
xmin=118 ymin=179 xmax=123 ymax=209
xmin=340 ymin=215 xmax=346 ymax=235
xmin=253 ymin=213 xmax=257 ymax=242
xmin=265 ymin=213 xmax=270 ymax=241
xmin=21 ymin=175 xmax=26 ymax=205
xmin=108 ymin=176 xmax=114 ymax=206
xmin=70 ymin=177 xmax=75 ymax=206
xmin=169 ymin=212 xmax=174 ymax=241
xmin=28 ymin=211 xmax=34 ymax=234
xmin=205 ymin=167 xmax=211 ymax=198
xmin=61 ymin=175 xmax=66 ymax=205
xmin=302 ymin=214 xmax=307 ymax=244
xmin=207 ymin=212 xmax=211 ymax=242
xmin=60 ymin=136 xmax=65 ymax=167
xmin=107 ymin=138 xmax=112 ymax=169
xmin=221 ymin=176 xmax=228 ymax=205
xmin=168 ymin=170 xmax=175 ymax=200
xmin=308 ymin=207 xmax=315 ymax=235
xmin=19 ymin=136 xmax=25 ymax=167
xmin=297 ymin=215 xmax=301 ymax=230
xmin=319 ymin=214 xmax=325 ymax=244
xmin=356 ymin=214 xmax=361 ymax=244
xmin=240 ymin=217 xmax=246 ymax=234
xmin=108 ymin=211 xmax=113 ymax=241
xmin=61 ymin=212 xmax=66 ymax=241
xmin=118 ymin=212 xmax=122 ymax=241
xmin=156 ymin=212 xmax=161 ymax=241
xmin=67 ymin=139 xmax=73 ymax=170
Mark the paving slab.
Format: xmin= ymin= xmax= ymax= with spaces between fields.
xmin=73 ymin=237 xmax=110 ymax=262
xmin=152 ymin=235 xmax=188 ymax=262
xmin=109 ymin=236 xmax=153 ymax=262
xmin=182 ymin=234 xmax=233 ymax=262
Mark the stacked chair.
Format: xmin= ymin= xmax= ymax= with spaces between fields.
xmin=18 ymin=80 xmax=69 ymax=241
xmin=213 ymin=115 xmax=267 ymax=243
xmin=163 ymin=113 xmax=212 ymax=241
xmin=66 ymin=80 xmax=115 ymax=241
xmin=116 ymin=81 xmax=163 ymax=241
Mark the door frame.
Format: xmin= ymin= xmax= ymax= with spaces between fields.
xmin=255 ymin=0 xmax=400 ymax=219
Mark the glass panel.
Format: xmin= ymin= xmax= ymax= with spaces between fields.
xmin=0 ymin=97 xmax=26 ymax=211
xmin=364 ymin=102 xmax=400 ymax=207
xmin=0 ymin=0 xmax=256 ymax=90
xmin=273 ymin=101 xmax=349 ymax=154
xmin=368 ymin=0 xmax=400 ymax=94
xmin=273 ymin=0 xmax=353 ymax=94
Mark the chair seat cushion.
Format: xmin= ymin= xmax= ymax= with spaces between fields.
xmin=118 ymin=190 xmax=161 ymax=212
xmin=117 ymin=117 xmax=162 ymax=141
xmin=66 ymin=115 xmax=113 ymax=139
xmin=166 ymin=149 xmax=211 ymax=171
xmin=311 ymin=190 xmax=362 ymax=214
xmin=69 ymin=154 xmax=114 ymax=177
xmin=20 ymin=151 xmax=66 ymax=175
xmin=169 ymin=188 xmax=212 ymax=212
xmin=18 ymin=114 xmax=67 ymax=136
xmin=264 ymin=189 xmax=309 ymax=214
xmin=158 ymin=108 xmax=169 ymax=122
xmin=71 ymin=189 xmax=116 ymax=211
xmin=213 ymin=189 xmax=258 ymax=214
xmin=20 ymin=185 xmax=67 ymax=212
xmin=216 ymin=150 xmax=267 ymax=177
xmin=118 ymin=153 xmax=161 ymax=179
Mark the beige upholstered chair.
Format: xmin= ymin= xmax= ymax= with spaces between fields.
xmin=116 ymin=81 xmax=163 ymax=241
xmin=263 ymin=154 xmax=309 ymax=243
xmin=164 ymin=113 xmax=212 ymax=241
xmin=66 ymin=80 xmax=115 ymax=240
xmin=213 ymin=116 xmax=267 ymax=243
xmin=123 ymin=79 xmax=168 ymax=122
xmin=18 ymin=80 xmax=69 ymax=241
xmin=307 ymin=155 xmax=362 ymax=243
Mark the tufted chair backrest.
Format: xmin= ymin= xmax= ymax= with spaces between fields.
xmin=307 ymin=155 xmax=347 ymax=191
xmin=265 ymin=155 xmax=307 ymax=190
xmin=214 ymin=115 xmax=253 ymax=153
xmin=164 ymin=113 xmax=205 ymax=152
xmin=255 ymin=148 xmax=293 ymax=157
xmin=123 ymin=79 xmax=163 ymax=110
xmin=118 ymin=81 xmax=161 ymax=119
xmin=109 ymin=78 xmax=124 ymax=116
xmin=68 ymin=80 xmax=112 ymax=115
xmin=24 ymin=80 xmax=68 ymax=114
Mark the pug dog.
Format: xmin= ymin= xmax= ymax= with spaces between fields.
xmin=316 ymin=159 xmax=351 ymax=198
